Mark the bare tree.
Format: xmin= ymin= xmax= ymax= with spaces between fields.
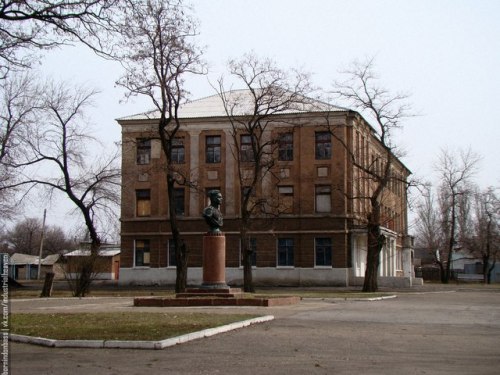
xmin=6 ymin=81 xmax=121 ymax=296
xmin=115 ymin=0 xmax=204 ymax=293
xmin=414 ymin=185 xmax=446 ymax=263
xmin=6 ymin=217 xmax=41 ymax=255
xmin=216 ymin=53 xmax=313 ymax=292
xmin=0 ymin=71 xmax=43 ymax=220
xmin=463 ymin=187 xmax=499 ymax=283
xmin=329 ymin=58 xmax=412 ymax=292
xmin=4 ymin=217 xmax=73 ymax=255
xmin=435 ymin=148 xmax=480 ymax=283
xmin=0 ymin=0 xmax=119 ymax=78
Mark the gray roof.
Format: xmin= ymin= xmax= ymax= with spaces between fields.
xmin=117 ymin=90 xmax=348 ymax=121
xmin=64 ymin=248 xmax=121 ymax=257
xmin=9 ymin=253 xmax=61 ymax=266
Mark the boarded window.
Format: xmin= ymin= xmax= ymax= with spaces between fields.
xmin=315 ymin=185 xmax=331 ymax=213
xmin=135 ymin=240 xmax=150 ymax=267
xmin=278 ymin=186 xmax=294 ymax=213
xmin=136 ymin=189 xmax=151 ymax=217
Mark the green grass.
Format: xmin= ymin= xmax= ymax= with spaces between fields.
xmin=254 ymin=289 xmax=391 ymax=299
xmin=9 ymin=286 xmax=392 ymax=299
xmin=10 ymin=312 xmax=258 ymax=341
xmin=9 ymin=288 xmax=176 ymax=299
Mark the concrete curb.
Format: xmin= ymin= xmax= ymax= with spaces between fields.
xmin=363 ymin=295 xmax=398 ymax=301
xmin=10 ymin=315 xmax=275 ymax=350
xmin=307 ymin=294 xmax=398 ymax=302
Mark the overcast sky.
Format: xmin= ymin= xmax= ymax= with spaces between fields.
xmin=36 ymin=0 xmax=499 ymax=232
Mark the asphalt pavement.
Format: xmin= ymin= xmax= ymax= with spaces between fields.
xmin=8 ymin=286 xmax=500 ymax=375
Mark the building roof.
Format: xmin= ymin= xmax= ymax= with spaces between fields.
xmin=117 ymin=90 xmax=348 ymax=121
xmin=64 ymin=248 xmax=121 ymax=257
xmin=9 ymin=253 xmax=61 ymax=266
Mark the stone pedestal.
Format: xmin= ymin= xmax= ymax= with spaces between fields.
xmin=202 ymin=232 xmax=227 ymax=288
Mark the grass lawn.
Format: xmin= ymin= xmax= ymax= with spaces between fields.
xmin=9 ymin=288 xmax=176 ymax=299
xmin=10 ymin=312 xmax=259 ymax=341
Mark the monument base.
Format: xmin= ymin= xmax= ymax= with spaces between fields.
xmin=202 ymin=232 xmax=226 ymax=287
xmin=177 ymin=287 xmax=243 ymax=298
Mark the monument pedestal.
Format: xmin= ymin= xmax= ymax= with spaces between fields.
xmin=201 ymin=232 xmax=228 ymax=289
xmin=176 ymin=232 xmax=243 ymax=298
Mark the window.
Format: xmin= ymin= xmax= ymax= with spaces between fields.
xmin=315 ymin=238 xmax=332 ymax=267
xmin=206 ymin=135 xmax=221 ymax=163
xmin=277 ymin=238 xmax=294 ymax=267
xmin=168 ymin=239 xmax=176 ymax=267
xmin=240 ymin=134 xmax=255 ymax=162
xmin=315 ymin=132 xmax=331 ymax=160
xmin=171 ymin=138 xmax=185 ymax=164
xmin=135 ymin=240 xmax=150 ymax=267
xmin=240 ymin=238 xmax=257 ymax=267
xmin=137 ymin=139 xmax=151 ymax=165
xmin=136 ymin=189 xmax=151 ymax=217
xmin=278 ymin=186 xmax=294 ymax=213
xmin=315 ymin=185 xmax=331 ymax=213
xmin=278 ymin=132 xmax=293 ymax=161
xmin=173 ymin=188 xmax=185 ymax=216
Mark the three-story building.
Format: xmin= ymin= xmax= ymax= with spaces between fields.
xmin=117 ymin=91 xmax=415 ymax=287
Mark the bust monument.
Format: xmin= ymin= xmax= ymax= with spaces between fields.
xmin=202 ymin=190 xmax=223 ymax=233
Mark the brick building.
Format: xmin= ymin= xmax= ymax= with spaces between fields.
xmin=117 ymin=91 xmax=415 ymax=287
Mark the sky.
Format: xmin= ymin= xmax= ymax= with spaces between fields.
xmin=33 ymin=0 xmax=500 ymax=233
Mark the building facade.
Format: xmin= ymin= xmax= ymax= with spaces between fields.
xmin=117 ymin=92 xmax=415 ymax=287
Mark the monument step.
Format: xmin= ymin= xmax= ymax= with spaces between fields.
xmin=178 ymin=288 xmax=244 ymax=298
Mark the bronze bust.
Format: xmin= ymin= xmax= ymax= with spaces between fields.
xmin=202 ymin=190 xmax=223 ymax=233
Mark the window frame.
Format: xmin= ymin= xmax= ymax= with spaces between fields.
xmin=315 ymin=237 xmax=333 ymax=267
xmin=205 ymin=135 xmax=221 ymax=164
xmin=168 ymin=239 xmax=177 ymax=268
xmin=134 ymin=239 xmax=151 ymax=268
xmin=173 ymin=187 xmax=185 ymax=216
xmin=135 ymin=189 xmax=151 ymax=217
xmin=315 ymin=185 xmax=332 ymax=213
xmin=278 ymin=132 xmax=293 ymax=161
xmin=171 ymin=137 xmax=185 ymax=164
xmin=277 ymin=238 xmax=294 ymax=268
xmin=278 ymin=185 xmax=294 ymax=213
xmin=136 ymin=138 xmax=151 ymax=165
xmin=240 ymin=134 xmax=255 ymax=162
xmin=240 ymin=237 xmax=257 ymax=268
xmin=315 ymin=131 xmax=332 ymax=160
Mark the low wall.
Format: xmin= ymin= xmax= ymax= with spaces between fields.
xmin=119 ymin=267 xmax=351 ymax=287
xmin=350 ymin=276 xmax=423 ymax=288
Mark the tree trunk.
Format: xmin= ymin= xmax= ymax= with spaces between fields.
xmin=437 ymin=261 xmax=446 ymax=284
xmin=175 ymin=241 xmax=188 ymax=293
xmin=240 ymin=222 xmax=254 ymax=293
xmin=444 ymin=197 xmax=457 ymax=284
xmin=72 ymin=254 xmax=98 ymax=297
xmin=243 ymin=248 xmax=254 ymax=293
xmin=167 ymin=173 xmax=188 ymax=294
xmin=486 ymin=261 xmax=495 ymax=285
xmin=40 ymin=272 xmax=55 ymax=297
xmin=363 ymin=223 xmax=382 ymax=292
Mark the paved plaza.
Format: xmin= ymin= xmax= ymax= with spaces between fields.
xmin=9 ymin=287 xmax=500 ymax=374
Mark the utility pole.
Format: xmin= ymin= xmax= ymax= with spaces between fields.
xmin=37 ymin=209 xmax=47 ymax=280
